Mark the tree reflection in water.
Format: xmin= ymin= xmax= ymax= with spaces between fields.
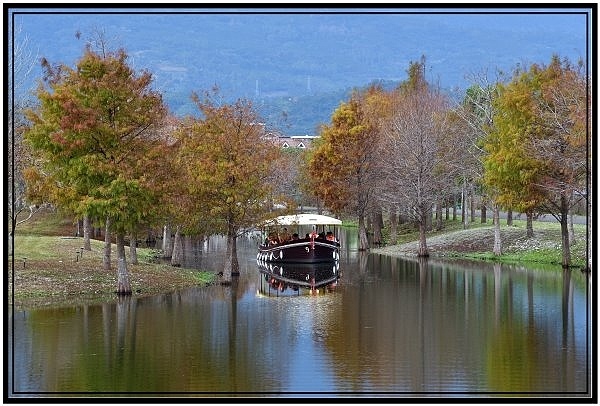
xmin=8 ymin=228 xmax=591 ymax=396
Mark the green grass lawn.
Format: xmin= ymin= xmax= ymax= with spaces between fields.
xmin=9 ymin=210 xmax=216 ymax=309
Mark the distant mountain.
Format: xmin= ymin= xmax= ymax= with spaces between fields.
xmin=13 ymin=10 xmax=588 ymax=134
xmin=253 ymin=79 xmax=401 ymax=135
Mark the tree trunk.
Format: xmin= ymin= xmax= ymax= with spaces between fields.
xmin=171 ymin=225 xmax=183 ymax=267
xmin=372 ymin=210 xmax=383 ymax=247
xmin=481 ymin=200 xmax=487 ymax=223
xmin=230 ymin=233 xmax=239 ymax=276
xmin=222 ymin=223 xmax=239 ymax=283
xmin=470 ymin=192 xmax=475 ymax=223
xmin=83 ymin=215 xmax=92 ymax=251
xmin=103 ymin=217 xmax=111 ymax=271
xmin=452 ymin=195 xmax=457 ymax=221
xmin=462 ymin=179 xmax=469 ymax=229
xmin=435 ymin=200 xmax=443 ymax=231
xmin=507 ymin=209 xmax=513 ymax=226
xmin=426 ymin=208 xmax=433 ymax=232
xmin=389 ymin=209 xmax=398 ymax=246
xmin=130 ymin=231 xmax=138 ymax=265
xmin=162 ymin=223 xmax=173 ymax=258
xmin=493 ymin=205 xmax=502 ymax=256
xmin=357 ymin=214 xmax=369 ymax=251
xmin=560 ymin=193 xmax=571 ymax=269
xmin=568 ymin=212 xmax=576 ymax=246
xmin=115 ymin=232 xmax=132 ymax=295
xmin=526 ymin=211 xmax=534 ymax=238
xmin=417 ymin=219 xmax=429 ymax=257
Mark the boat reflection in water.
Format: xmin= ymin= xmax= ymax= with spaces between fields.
xmin=256 ymin=260 xmax=340 ymax=297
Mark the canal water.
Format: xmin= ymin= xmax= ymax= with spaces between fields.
xmin=8 ymin=228 xmax=591 ymax=398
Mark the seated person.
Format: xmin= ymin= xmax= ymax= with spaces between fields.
xmin=278 ymin=227 xmax=291 ymax=243
xmin=326 ymin=231 xmax=336 ymax=241
xmin=267 ymin=232 xmax=279 ymax=245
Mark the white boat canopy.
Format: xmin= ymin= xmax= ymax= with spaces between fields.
xmin=262 ymin=213 xmax=342 ymax=226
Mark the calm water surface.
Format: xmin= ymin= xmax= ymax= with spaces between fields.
xmin=8 ymin=228 xmax=592 ymax=398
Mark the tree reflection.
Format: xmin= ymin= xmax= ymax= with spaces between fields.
xmin=12 ymin=236 xmax=589 ymax=395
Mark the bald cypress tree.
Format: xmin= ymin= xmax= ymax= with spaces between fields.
xmin=25 ymin=45 xmax=166 ymax=294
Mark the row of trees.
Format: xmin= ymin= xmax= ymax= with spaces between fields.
xmin=305 ymin=55 xmax=589 ymax=269
xmin=21 ymin=43 xmax=290 ymax=292
xmin=13 ymin=37 xmax=589 ymax=298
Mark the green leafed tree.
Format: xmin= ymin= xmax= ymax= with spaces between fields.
xmin=174 ymin=91 xmax=286 ymax=283
xmin=484 ymin=55 xmax=587 ymax=268
xmin=483 ymin=70 xmax=546 ymax=239
xmin=24 ymin=44 xmax=166 ymax=294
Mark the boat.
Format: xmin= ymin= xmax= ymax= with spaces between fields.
xmin=257 ymin=260 xmax=340 ymax=296
xmin=256 ymin=213 xmax=342 ymax=263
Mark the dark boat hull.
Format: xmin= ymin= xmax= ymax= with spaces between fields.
xmin=257 ymin=238 xmax=340 ymax=263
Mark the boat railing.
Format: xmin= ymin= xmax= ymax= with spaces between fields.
xmin=260 ymin=236 xmax=340 ymax=248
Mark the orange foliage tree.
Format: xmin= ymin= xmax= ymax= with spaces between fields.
xmin=305 ymin=84 xmax=390 ymax=250
xmin=174 ymin=91 xmax=286 ymax=282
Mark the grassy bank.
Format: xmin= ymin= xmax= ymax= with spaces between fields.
xmin=8 ymin=210 xmax=216 ymax=310
xmin=372 ymin=219 xmax=589 ymax=271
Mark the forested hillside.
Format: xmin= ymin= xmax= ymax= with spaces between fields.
xmin=15 ymin=11 xmax=586 ymax=134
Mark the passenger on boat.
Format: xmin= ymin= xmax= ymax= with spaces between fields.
xmin=291 ymin=233 xmax=299 ymax=240
xmin=326 ymin=231 xmax=336 ymax=241
xmin=267 ymin=233 xmax=279 ymax=246
xmin=279 ymin=227 xmax=291 ymax=243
